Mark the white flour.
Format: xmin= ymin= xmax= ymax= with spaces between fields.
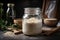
xmin=22 ymin=18 xmax=42 ymax=35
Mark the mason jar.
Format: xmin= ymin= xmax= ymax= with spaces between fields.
xmin=22 ymin=8 xmax=42 ymax=35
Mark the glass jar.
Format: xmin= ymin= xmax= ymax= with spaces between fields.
xmin=6 ymin=3 xmax=16 ymax=26
xmin=22 ymin=8 xmax=42 ymax=35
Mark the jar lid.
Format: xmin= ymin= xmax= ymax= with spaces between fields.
xmin=24 ymin=8 xmax=41 ymax=15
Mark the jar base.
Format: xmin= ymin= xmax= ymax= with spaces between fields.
xmin=24 ymin=34 xmax=41 ymax=37
xmin=23 ymin=33 xmax=42 ymax=36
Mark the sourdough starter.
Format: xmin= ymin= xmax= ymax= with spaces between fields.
xmin=22 ymin=18 xmax=42 ymax=35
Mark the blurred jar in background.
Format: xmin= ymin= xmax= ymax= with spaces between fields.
xmin=6 ymin=3 xmax=16 ymax=26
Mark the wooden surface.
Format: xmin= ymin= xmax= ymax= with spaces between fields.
xmin=42 ymin=26 xmax=60 ymax=35
xmin=0 ymin=31 xmax=60 ymax=40
xmin=13 ymin=19 xmax=60 ymax=35
xmin=0 ymin=19 xmax=60 ymax=40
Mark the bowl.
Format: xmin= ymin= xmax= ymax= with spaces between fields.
xmin=44 ymin=18 xmax=58 ymax=27
xmin=14 ymin=19 xmax=22 ymax=28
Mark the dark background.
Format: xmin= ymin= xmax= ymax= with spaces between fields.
xmin=0 ymin=0 xmax=43 ymax=18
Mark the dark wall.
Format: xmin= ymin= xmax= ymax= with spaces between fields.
xmin=57 ymin=0 xmax=60 ymax=19
xmin=0 ymin=0 xmax=43 ymax=18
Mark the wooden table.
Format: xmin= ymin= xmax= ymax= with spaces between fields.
xmin=0 ymin=19 xmax=59 ymax=40
xmin=13 ymin=19 xmax=60 ymax=35
xmin=0 ymin=31 xmax=60 ymax=40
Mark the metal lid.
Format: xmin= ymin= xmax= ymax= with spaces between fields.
xmin=7 ymin=3 xmax=14 ymax=7
xmin=24 ymin=8 xmax=41 ymax=15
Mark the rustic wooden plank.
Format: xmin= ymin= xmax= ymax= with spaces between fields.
xmin=42 ymin=26 xmax=60 ymax=35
